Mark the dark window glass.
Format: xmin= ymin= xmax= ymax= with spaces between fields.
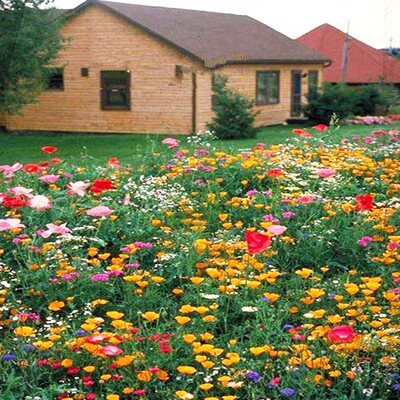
xmin=256 ymin=71 xmax=280 ymax=105
xmin=101 ymin=70 xmax=131 ymax=110
xmin=47 ymin=68 xmax=64 ymax=90
xmin=308 ymin=70 xmax=319 ymax=92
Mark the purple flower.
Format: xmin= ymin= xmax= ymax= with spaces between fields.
xmin=3 ymin=354 xmax=16 ymax=361
xmin=246 ymin=370 xmax=261 ymax=383
xmin=283 ymin=324 xmax=294 ymax=330
xmin=392 ymin=383 xmax=400 ymax=391
xmin=280 ymin=388 xmax=296 ymax=397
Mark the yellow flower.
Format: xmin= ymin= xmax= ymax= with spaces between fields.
xmin=48 ymin=300 xmax=65 ymax=311
xmin=106 ymin=311 xmax=124 ymax=320
xmin=106 ymin=395 xmax=119 ymax=400
xmin=306 ymin=288 xmax=325 ymax=299
xmin=141 ymin=311 xmax=160 ymax=322
xmin=115 ymin=354 xmax=135 ymax=367
xmin=175 ymin=391 xmax=194 ymax=399
xmin=295 ymin=268 xmax=313 ymax=278
xmin=175 ymin=316 xmax=191 ymax=325
xmin=14 ymin=326 xmax=36 ymax=337
xmin=177 ymin=365 xmax=197 ymax=375
xmin=199 ymin=383 xmax=214 ymax=391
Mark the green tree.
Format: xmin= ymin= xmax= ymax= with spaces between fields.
xmin=207 ymin=74 xmax=259 ymax=139
xmin=0 ymin=0 xmax=64 ymax=114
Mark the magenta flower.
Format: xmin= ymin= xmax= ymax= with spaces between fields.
xmin=85 ymin=205 xmax=114 ymax=217
xmin=91 ymin=273 xmax=109 ymax=282
xmin=358 ymin=236 xmax=373 ymax=247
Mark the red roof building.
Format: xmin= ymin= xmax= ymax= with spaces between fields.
xmin=297 ymin=24 xmax=400 ymax=84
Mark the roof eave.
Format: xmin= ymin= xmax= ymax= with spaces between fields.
xmin=208 ymin=58 xmax=331 ymax=69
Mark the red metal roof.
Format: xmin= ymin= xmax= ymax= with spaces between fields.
xmin=297 ymin=24 xmax=400 ymax=83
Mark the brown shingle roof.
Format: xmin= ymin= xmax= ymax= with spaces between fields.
xmin=67 ymin=0 xmax=330 ymax=68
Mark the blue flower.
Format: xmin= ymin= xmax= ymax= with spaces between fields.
xmin=392 ymin=383 xmax=400 ymax=391
xmin=3 ymin=354 xmax=16 ymax=361
xmin=283 ymin=324 xmax=294 ymax=330
xmin=280 ymin=387 xmax=296 ymax=397
xmin=247 ymin=371 xmax=261 ymax=383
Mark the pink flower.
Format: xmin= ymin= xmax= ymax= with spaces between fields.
xmin=100 ymin=345 xmax=123 ymax=357
xmin=91 ymin=273 xmax=109 ymax=282
xmin=0 ymin=163 xmax=23 ymax=178
xmin=85 ymin=205 xmax=114 ymax=217
xmin=162 ymin=137 xmax=180 ymax=149
xmin=357 ymin=236 xmax=373 ymax=247
xmin=38 ymin=223 xmax=71 ymax=238
xmin=0 ymin=218 xmax=25 ymax=231
xmin=38 ymin=174 xmax=60 ymax=183
xmin=364 ymin=136 xmax=375 ymax=143
xmin=317 ymin=169 xmax=336 ymax=178
xmin=327 ymin=325 xmax=357 ymax=343
xmin=26 ymin=195 xmax=52 ymax=211
xmin=9 ymin=186 xmax=33 ymax=198
xmin=266 ymin=225 xmax=287 ymax=236
xmin=66 ymin=181 xmax=90 ymax=197
xmin=297 ymin=195 xmax=315 ymax=204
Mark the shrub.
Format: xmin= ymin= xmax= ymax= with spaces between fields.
xmin=353 ymin=85 xmax=390 ymax=116
xmin=207 ymin=74 xmax=259 ymax=139
xmin=303 ymin=83 xmax=357 ymax=125
xmin=304 ymin=83 xmax=391 ymax=125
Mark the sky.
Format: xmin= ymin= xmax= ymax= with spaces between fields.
xmin=53 ymin=0 xmax=400 ymax=50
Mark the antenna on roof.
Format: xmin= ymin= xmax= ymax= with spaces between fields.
xmin=340 ymin=21 xmax=350 ymax=83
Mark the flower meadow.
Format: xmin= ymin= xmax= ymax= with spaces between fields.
xmin=0 ymin=127 xmax=399 ymax=400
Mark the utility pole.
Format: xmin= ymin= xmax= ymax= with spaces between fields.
xmin=340 ymin=21 xmax=351 ymax=83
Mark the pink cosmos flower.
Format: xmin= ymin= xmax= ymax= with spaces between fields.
xmin=297 ymin=195 xmax=315 ymax=204
xmin=26 ymin=195 xmax=52 ymax=211
xmin=38 ymin=174 xmax=60 ymax=183
xmin=317 ymin=169 xmax=336 ymax=178
xmin=38 ymin=223 xmax=71 ymax=238
xmin=66 ymin=181 xmax=90 ymax=197
xmin=9 ymin=186 xmax=33 ymax=198
xmin=162 ymin=137 xmax=180 ymax=149
xmin=0 ymin=218 xmax=25 ymax=231
xmin=0 ymin=163 xmax=23 ymax=178
xmin=100 ymin=345 xmax=123 ymax=357
xmin=266 ymin=225 xmax=287 ymax=236
xmin=85 ymin=205 xmax=114 ymax=217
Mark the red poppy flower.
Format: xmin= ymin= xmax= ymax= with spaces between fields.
xmin=23 ymin=164 xmax=41 ymax=174
xmin=267 ymin=168 xmax=284 ymax=178
xmin=327 ymin=325 xmax=357 ymax=343
xmin=2 ymin=195 xmax=26 ymax=208
xmin=312 ymin=124 xmax=328 ymax=132
xmin=90 ymin=179 xmax=115 ymax=194
xmin=41 ymin=146 xmax=58 ymax=154
xmin=355 ymin=194 xmax=373 ymax=211
xmin=51 ymin=158 xmax=62 ymax=164
xmin=245 ymin=231 xmax=271 ymax=254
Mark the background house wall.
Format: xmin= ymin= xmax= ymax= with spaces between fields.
xmin=6 ymin=5 xmax=208 ymax=134
xmin=218 ymin=63 xmax=323 ymax=126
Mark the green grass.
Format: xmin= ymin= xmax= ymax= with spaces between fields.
xmin=1 ymin=123 xmax=398 ymax=164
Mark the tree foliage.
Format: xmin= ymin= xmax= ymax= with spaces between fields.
xmin=0 ymin=0 xmax=64 ymax=114
xmin=207 ymin=74 xmax=259 ymax=140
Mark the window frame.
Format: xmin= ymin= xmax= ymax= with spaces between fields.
xmin=100 ymin=70 xmax=131 ymax=111
xmin=308 ymin=70 xmax=319 ymax=92
xmin=256 ymin=70 xmax=280 ymax=106
xmin=47 ymin=67 xmax=64 ymax=91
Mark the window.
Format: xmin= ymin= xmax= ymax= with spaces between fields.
xmin=100 ymin=70 xmax=131 ymax=110
xmin=308 ymin=70 xmax=319 ymax=92
xmin=47 ymin=68 xmax=64 ymax=90
xmin=256 ymin=71 xmax=280 ymax=105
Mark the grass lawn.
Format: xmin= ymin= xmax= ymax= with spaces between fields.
xmin=1 ymin=123 xmax=398 ymax=164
